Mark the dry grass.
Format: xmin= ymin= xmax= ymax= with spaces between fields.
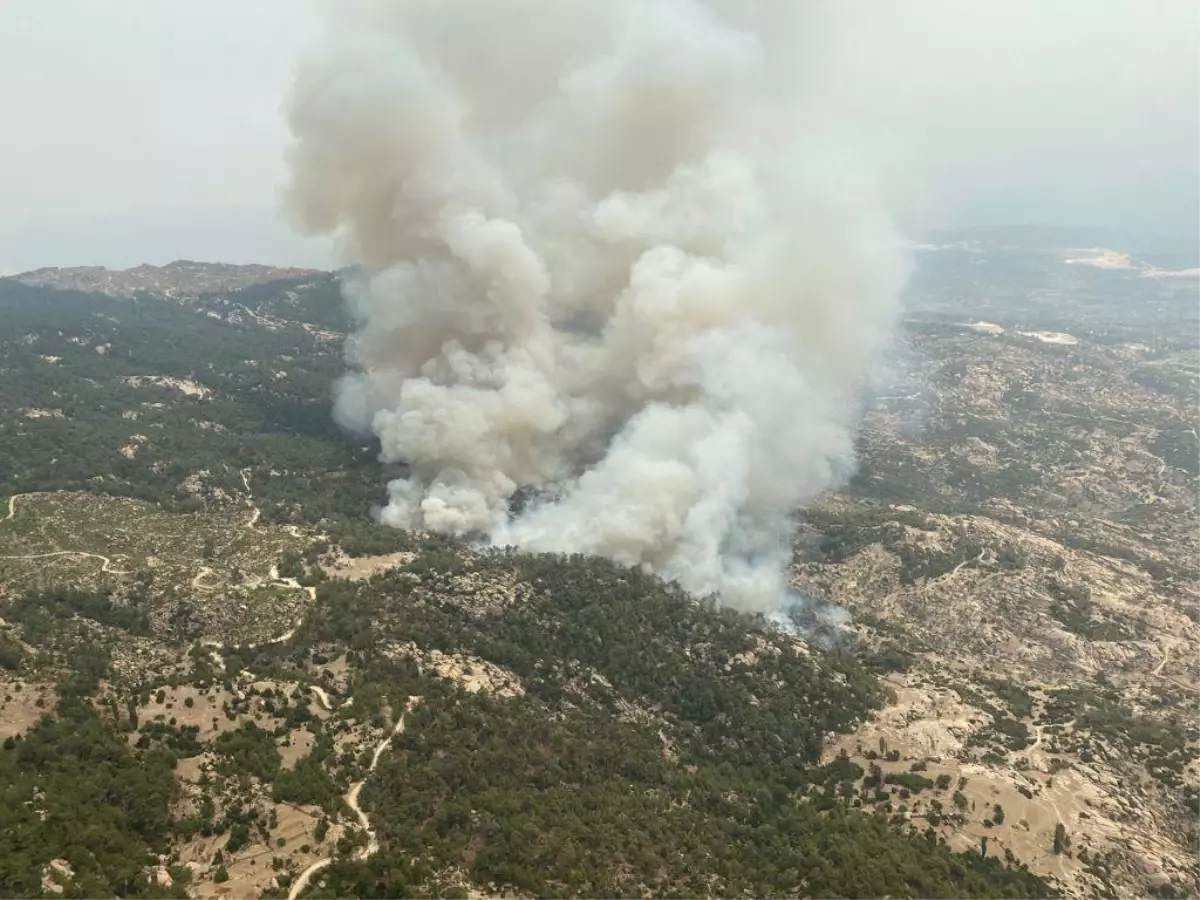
xmin=0 ymin=674 xmax=55 ymax=740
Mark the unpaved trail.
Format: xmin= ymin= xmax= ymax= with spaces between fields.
xmin=286 ymin=855 xmax=332 ymax=899
xmin=3 ymin=474 xmax=318 ymax=661
xmin=197 ymin=562 xmax=317 ymax=668
xmin=251 ymin=624 xmax=299 ymax=649
xmin=240 ymin=468 xmax=261 ymax=527
xmin=288 ymin=698 xmax=420 ymax=900
xmin=202 ymin=616 xmax=303 ymax=660
xmin=1 ymin=492 xmax=51 ymax=522
xmin=1153 ymin=642 xmax=1171 ymax=677
xmin=191 ymin=566 xmax=217 ymax=591
xmin=272 ymin=566 xmax=319 ymax=603
xmin=929 ymin=548 xmax=987 ymax=587
xmin=1029 ymin=718 xmax=1074 ymax=754
xmin=1045 ymin=790 xmax=1065 ymax=828
xmin=1 ymin=496 xmax=130 ymax=575
xmin=3 ymin=493 xmax=33 ymax=521
xmin=952 ymin=548 xmax=987 ymax=576
xmin=0 ymin=549 xmax=130 ymax=575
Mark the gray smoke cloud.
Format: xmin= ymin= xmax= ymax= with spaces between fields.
xmin=284 ymin=0 xmax=909 ymax=616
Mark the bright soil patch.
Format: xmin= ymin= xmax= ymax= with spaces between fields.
xmin=326 ymin=551 xmax=415 ymax=581
xmin=1017 ymin=330 xmax=1078 ymax=345
xmin=0 ymin=675 xmax=56 ymax=740
xmin=823 ymin=672 xmax=1194 ymax=897
xmin=386 ymin=642 xmax=525 ymax=698
xmin=181 ymin=801 xmax=338 ymax=900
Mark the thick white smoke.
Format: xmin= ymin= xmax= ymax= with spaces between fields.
xmin=284 ymin=0 xmax=909 ymax=615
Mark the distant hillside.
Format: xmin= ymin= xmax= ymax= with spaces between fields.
xmin=14 ymin=261 xmax=323 ymax=301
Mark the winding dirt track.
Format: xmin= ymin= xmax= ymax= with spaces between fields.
xmin=199 ymin=478 xmax=317 ymax=655
xmin=309 ymin=685 xmax=335 ymax=711
xmin=240 ymin=469 xmax=261 ymax=527
xmin=1153 ymin=643 xmax=1171 ymax=677
xmin=288 ymin=698 xmax=420 ymax=900
xmin=3 ymin=482 xmax=370 ymax=895
xmin=191 ymin=566 xmax=218 ymax=591
xmin=3 ymin=493 xmax=131 ymax=573
xmin=0 ymin=548 xmax=130 ymax=574
xmin=185 ymin=476 xmax=319 ymax=661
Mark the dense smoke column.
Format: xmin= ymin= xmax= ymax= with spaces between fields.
xmin=284 ymin=0 xmax=908 ymax=615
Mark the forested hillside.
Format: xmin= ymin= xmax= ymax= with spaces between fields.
xmin=0 ymin=277 xmax=409 ymax=555
xmin=0 ymin=273 xmax=1059 ymax=898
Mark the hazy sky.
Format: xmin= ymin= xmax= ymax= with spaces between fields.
xmin=0 ymin=0 xmax=327 ymax=271
xmin=0 ymin=0 xmax=1196 ymax=272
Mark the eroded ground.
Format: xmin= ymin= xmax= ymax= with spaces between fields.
xmin=796 ymin=243 xmax=1198 ymax=898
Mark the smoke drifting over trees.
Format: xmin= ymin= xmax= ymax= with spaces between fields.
xmin=283 ymin=0 xmax=908 ymax=613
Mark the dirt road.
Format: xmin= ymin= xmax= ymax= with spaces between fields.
xmin=0 ymin=548 xmax=130 ymax=574
xmin=288 ymin=698 xmax=420 ymax=899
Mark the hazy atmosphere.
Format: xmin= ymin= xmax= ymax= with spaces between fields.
xmin=1 ymin=0 xmax=1196 ymax=273
xmin=279 ymin=0 xmax=912 ymax=617
xmin=2 ymin=3 xmax=1198 ymax=897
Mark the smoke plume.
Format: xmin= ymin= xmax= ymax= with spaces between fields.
xmin=284 ymin=0 xmax=908 ymax=616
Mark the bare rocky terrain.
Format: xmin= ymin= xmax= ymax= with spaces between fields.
xmin=793 ymin=230 xmax=1199 ymax=899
